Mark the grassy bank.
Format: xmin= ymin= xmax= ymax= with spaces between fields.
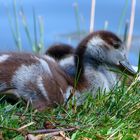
xmin=0 ymin=76 xmax=140 ymax=139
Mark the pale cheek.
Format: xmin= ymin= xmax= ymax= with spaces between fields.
xmin=107 ymin=50 xmax=123 ymax=65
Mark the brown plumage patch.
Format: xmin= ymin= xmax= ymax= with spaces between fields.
xmin=0 ymin=52 xmax=39 ymax=91
xmin=43 ymin=59 xmax=68 ymax=105
xmin=94 ymin=30 xmax=122 ymax=49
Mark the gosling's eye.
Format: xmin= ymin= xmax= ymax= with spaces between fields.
xmin=113 ymin=42 xmax=121 ymax=49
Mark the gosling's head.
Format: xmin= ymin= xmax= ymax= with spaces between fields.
xmin=75 ymin=30 xmax=136 ymax=76
xmin=46 ymin=43 xmax=74 ymax=60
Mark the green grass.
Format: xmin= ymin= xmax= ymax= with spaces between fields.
xmin=0 ymin=76 xmax=140 ymax=140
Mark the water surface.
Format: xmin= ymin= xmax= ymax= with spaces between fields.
xmin=0 ymin=0 xmax=139 ymax=65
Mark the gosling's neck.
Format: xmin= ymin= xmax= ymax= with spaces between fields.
xmin=83 ymin=61 xmax=120 ymax=96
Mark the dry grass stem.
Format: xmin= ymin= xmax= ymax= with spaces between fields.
xmin=127 ymin=0 xmax=136 ymax=51
xmin=89 ymin=0 xmax=96 ymax=32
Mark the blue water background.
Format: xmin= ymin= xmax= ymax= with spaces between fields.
xmin=0 ymin=0 xmax=139 ymax=65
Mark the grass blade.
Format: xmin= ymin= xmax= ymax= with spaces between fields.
xmin=38 ymin=16 xmax=44 ymax=54
xmin=33 ymin=8 xmax=38 ymax=53
xmin=20 ymin=7 xmax=33 ymax=50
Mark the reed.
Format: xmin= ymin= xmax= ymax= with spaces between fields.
xmin=20 ymin=7 xmax=33 ymax=50
xmin=33 ymin=8 xmax=38 ymax=53
xmin=123 ymin=20 xmax=129 ymax=43
xmin=104 ymin=20 xmax=109 ymax=30
xmin=73 ymin=2 xmax=81 ymax=37
xmin=138 ymin=52 xmax=140 ymax=72
xmin=7 ymin=0 xmax=22 ymax=51
xmin=118 ymin=0 xmax=129 ymax=35
xmin=38 ymin=16 xmax=45 ymax=54
xmin=20 ymin=7 xmax=44 ymax=54
xmin=89 ymin=0 xmax=96 ymax=33
xmin=127 ymin=0 xmax=136 ymax=51
xmin=32 ymin=8 xmax=44 ymax=54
